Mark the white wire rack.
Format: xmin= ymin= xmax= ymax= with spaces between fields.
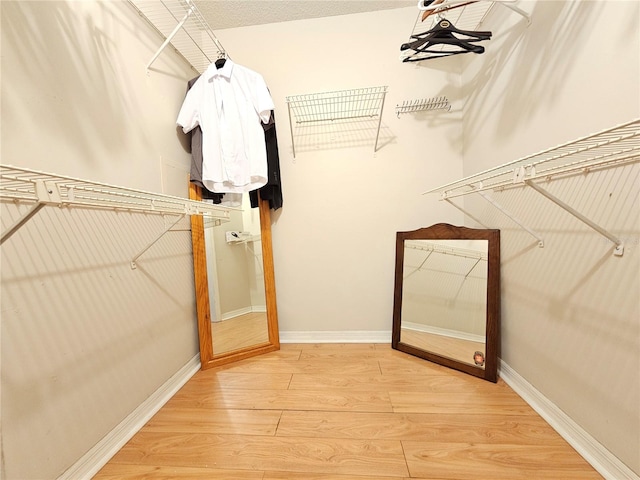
xmin=127 ymin=0 xmax=225 ymax=73
xmin=285 ymin=86 xmax=388 ymax=157
xmin=0 ymin=164 xmax=231 ymax=267
xmin=396 ymin=96 xmax=451 ymax=117
xmin=424 ymin=119 xmax=640 ymax=256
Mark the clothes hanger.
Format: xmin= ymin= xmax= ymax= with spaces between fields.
xmin=421 ymin=0 xmax=478 ymax=22
xmin=214 ymin=51 xmax=227 ymax=69
xmin=400 ymin=18 xmax=491 ymax=61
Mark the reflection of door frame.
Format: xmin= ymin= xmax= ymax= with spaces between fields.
xmin=203 ymin=225 xmax=223 ymax=323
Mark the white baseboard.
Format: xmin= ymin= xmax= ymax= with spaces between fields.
xmin=57 ymin=355 xmax=201 ymax=480
xmin=280 ymin=330 xmax=392 ymax=343
xmin=499 ymin=360 xmax=639 ymax=480
xmin=402 ymin=321 xmax=485 ymax=343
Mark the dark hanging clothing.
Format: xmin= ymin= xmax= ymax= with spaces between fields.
xmin=250 ymin=110 xmax=283 ymax=210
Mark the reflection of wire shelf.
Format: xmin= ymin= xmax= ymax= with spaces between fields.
xmin=424 ymin=119 xmax=640 ymax=256
xmin=406 ymin=240 xmax=487 ymax=260
xmin=127 ymin=0 xmax=225 ymax=72
xmin=396 ymin=96 xmax=451 ymax=117
xmin=285 ymin=86 xmax=388 ymax=157
xmin=0 ymin=164 xmax=231 ymax=267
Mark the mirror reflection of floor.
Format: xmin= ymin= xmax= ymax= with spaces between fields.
xmin=211 ymin=311 xmax=269 ymax=355
xmin=400 ymin=328 xmax=485 ymax=368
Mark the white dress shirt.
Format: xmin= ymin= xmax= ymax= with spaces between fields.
xmin=177 ymin=60 xmax=274 ymax=194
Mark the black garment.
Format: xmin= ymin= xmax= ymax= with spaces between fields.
xmin=250 ymin=110 xmax=283 ymax=210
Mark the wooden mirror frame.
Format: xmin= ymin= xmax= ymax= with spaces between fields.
xmin=391 ymin=223 xmax=500 ymax=382
xmin=189 ymin=184 xmax=280 ymax=369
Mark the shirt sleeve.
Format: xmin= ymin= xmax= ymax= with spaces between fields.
xmin=176 ymin=85 xmax=200 ymax=133
xmin=253 ymin=74 xmax=275 ymax=124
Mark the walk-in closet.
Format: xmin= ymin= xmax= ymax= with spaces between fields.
xmin=1 ymin=1 xmax=638 ymax=479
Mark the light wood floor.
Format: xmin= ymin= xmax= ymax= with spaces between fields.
xmin=401 ymin=328 xmax=486 ymax=368
xmin=211 ymin=312 xmax=269 ymax=355
xmin=94 ymin=344 xmax=603 ymax=479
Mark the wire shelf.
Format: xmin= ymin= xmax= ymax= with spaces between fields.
xmin=424 ymin=119 xmax=640 ymax=257
xmin=396 ymin=96 xmax=451 ymax=117
xmin=0 ymin=164 xmax=231 ymax=247
xmin=425 ymin=119 xmax=640 ymax=198
xmin=285 ymin=86 xmax=388 ymax=157
xmin=127 ymin=0 xmax=225 ymax=73
xmin=286 ymin=86 xmax=388 ymax=124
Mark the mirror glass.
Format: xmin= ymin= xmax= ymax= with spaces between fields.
xmin=392 ymin=223 xmax=500 ymax=382
xmin=203 ymin=197 xmax=269 ymax=355
xmin=190 ymin=184 xmax=279 ymax=369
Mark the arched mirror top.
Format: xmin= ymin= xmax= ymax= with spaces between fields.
xmin=392 ymin=223 xmax=500 ymax=382
xmin=189 ymin=183 xmax=280 ymax=369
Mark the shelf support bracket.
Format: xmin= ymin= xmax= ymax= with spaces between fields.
xmin=476 ymin=191 xmax=545 ymax=247
xmin=525 ymin=180 xmax=624 ymax=256
xmin=373 ymin=90 xmax=388 ymax=153
xmin=1 ymin=203 xmax=45 ymax=245
xmin=444 ymin=198 xmax=490 ymax=229
xmin=286 ymin=101 xmax=296 ymax=158
xmin=146 ymin=5 xmax=194 ymax=70
xmin=131 ymin=213 xmax=187 ymax=269
xmin=1 ymin=179 xmax=63 ymax=245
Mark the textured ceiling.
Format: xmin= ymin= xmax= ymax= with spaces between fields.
xmin=193 ymin=0 xmax=416 ymax=30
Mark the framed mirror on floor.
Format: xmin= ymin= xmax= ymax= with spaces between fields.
xmin=189 ymin=183 xmax=280 ymax=369
xmin=392 ymin=223 xmax=500 ymax=382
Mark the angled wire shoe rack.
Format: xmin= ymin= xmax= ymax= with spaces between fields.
xmin=285 ymin=86 xmax=388 ymax=157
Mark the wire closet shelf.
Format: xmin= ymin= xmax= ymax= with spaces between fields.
xmin=127 ymin=0 xmax=225 ymax=73
xmin=424 ymin=118 xmax=640 ymax=257
xmin=425 ymin=119 xmax=640 ymax=199
xmin=285 ymin=86 xmax=388 ymax=157
xmin=0 ymin=164 xmax=231 ymax=266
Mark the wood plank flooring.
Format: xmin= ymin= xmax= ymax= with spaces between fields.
xmin=94 ymin=343 xmax=603 ymax=479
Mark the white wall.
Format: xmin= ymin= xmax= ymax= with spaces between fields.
xmin=460 ymin=1 xmax=639 ymax=475
xmin=215 ymin=7 xmax=465 ymax=338
xmin=1 ymin=2 xmax=199 ymax=478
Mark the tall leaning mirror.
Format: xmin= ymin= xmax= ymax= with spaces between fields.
xmin=392 ymin=223 xmax=500 ymax=382
xmin=189 ymin=183 xmax=280 ymax=369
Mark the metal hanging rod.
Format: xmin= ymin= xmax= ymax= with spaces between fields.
xmin=395 ymin=96 xmax=451 ymax=117
xmin=285 ymin=86 xmax=388 ymax=157
xmin=127 ymin=0 xmax=225 ymax=73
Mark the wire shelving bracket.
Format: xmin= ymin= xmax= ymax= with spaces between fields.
xmin=396 ymin=96 xmax=451 ymax=117
xmin=285 ymin=86 xmax=388 ymax=158
xmin=0 ymin=165 xmax=231 ymax=267
xmin=424 ymin=119 xmax=640 ymax=256
xmin=127 ymin=0 xmax=225 ymax=73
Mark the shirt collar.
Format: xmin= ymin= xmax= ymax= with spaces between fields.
xmin=206 ymin=58 xmax=234 ymax=80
